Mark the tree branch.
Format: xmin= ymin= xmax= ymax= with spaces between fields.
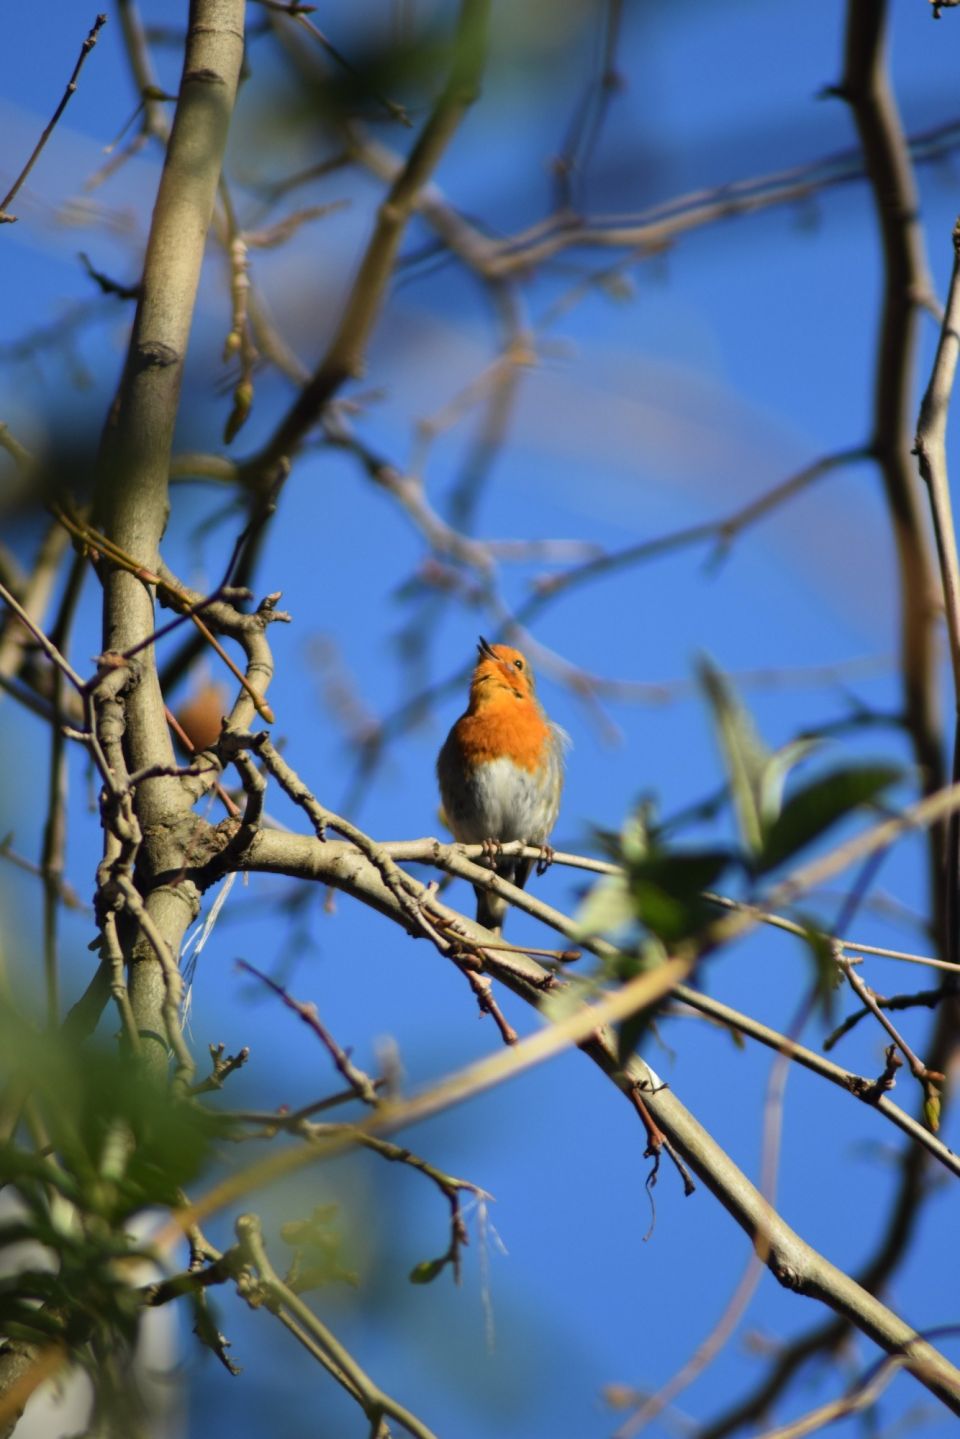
xmin=915 ymin=217 xmax=960 ymax=973
xmin=252 ymin=0 xmax=491 ymax=469
xmin=93 ymin=0 xmax=246 ymax=1073
xmin=842 ymin=0 xmax=945 ymax=921
xmin=181 ymin=822 xmax=960 ymax=1414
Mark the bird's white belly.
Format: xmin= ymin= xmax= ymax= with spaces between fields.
xmin=449 ymin=757 xmax=555 ymax=844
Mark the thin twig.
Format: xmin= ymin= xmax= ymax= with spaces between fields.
xmin=842 ymin=1 xmax=946 ymax=992
xmin=164 ymin=705 xmax=240 ymax=818
xmin=836 ymin=952 xmax=945 ymax=1086
xmin=823 ymin=987 xmax=941 ymax=1050
xmin=50 ymin=503 xmax=280 ymax=724
xmin=163 ymin=959 xmax=690 ymax=1237
xmin=750 ymin=1353 xmax=905 ymax=1439
xmin=0 ymin=581 xmax=85 ymax=692
xmin=253 ymin=0 xmax=491 ymax=468
xmin=235 ymin=1214 xmax=438 ymax=1439
xmin=240 ymin=823 xmax=960 ymax=1179
xmin=237 ymin=960 xmax=380 ymax=1105
xmin=0 ymin=14 xmax=108 ymax=221
xmin=915 ymin=216 xmax=960 ymax=974
xmin=529 ymin=447 xmax=871 ymax=607
xmin=353 ymin=109 xmax=960 ymax=281
xmin=229 ymin=732 xmax=439 ymax=937
xmin=0 ymin=838 xmax=87 ymax=912
xmin=280 ymin=7 xmax=411 ymax=127
xmin=189 ymin=1043 xmax=251 ymax=1096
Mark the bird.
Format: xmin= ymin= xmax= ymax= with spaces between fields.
xmin=437 ymin=636 xmax=567 ymax=933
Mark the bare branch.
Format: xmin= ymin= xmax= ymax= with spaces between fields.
xmin=824 ymin=988 xmax=941 ymax=1050
xmin=234 ymin=1213 xmax=437 ymax=1439
xmin=842 ymin=0 xmax=946 ymax=951
xmin=254 ymin=0 xmax=491 ymax=467
xmin=237 ymin=960 xmax=380 ymax=1105
xmin=0 ymin=14 xmax=108 ymax=222
xmin=915 ymin=217 xmax=960 ymax=973
xmin=93 ymin=0 xmax=246 ymax=1073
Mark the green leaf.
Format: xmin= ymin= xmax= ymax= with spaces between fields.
xmin=608 ymin=936 xmax=668 ymax=984
xmin=759 ymin=738 xmax=822 ymax=828
xmin=629 ymin=850 xmax=731 ymax=945
xmin=631 ymin=884 xmax=691 ymax=944
xmin=632 ymin=850 xmax=731 ymax=899
xmin=698 ymin=658 xmax=770 ymax=856
xmin=616 ymin=1005 xmax=658 ymax=1064
xmin=280 ymin=1205 xmax=340 ymax=1246
xmin=579 ymin=848 xmax=731 ymax=946
xmin=540 ymin=974 xmax=604 ymax=1021
xmin=620 ymin=803 xmax=655 ymax=864
xmin=587 ymin=824 xmax=626 ymax=863
xmin=758 ymin=765 xmax=900 ymax=873
xmin=658 ymin=784 xmax=728 ymax=839
xmin=588 ymin=801 xmax=653 ymax=865
xmin=0 ymin=1017 xmax=219 ymax=1216
xmin=281 ymin=1205 xmax=357 ymax=1294
xmin=575 ymin=875 xmax=635 ymax=938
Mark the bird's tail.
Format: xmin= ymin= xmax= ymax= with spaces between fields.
xmin=474 ymin=857 xmax=533 ymax=934
xmin=474 ymin=882 xmax=507 ymax=934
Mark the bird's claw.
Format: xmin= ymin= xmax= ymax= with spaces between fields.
xmin=535 ymin=843 xmax=555 ymax=877
xmin=481 ymin=836 xmax=503 ymax=864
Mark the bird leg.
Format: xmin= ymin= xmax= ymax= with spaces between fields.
xmin=535 ymin=843 xmax=555 ymax=877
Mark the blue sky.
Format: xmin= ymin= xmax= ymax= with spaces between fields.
xmin=2 ymin=2 xmax=960 ymax=1436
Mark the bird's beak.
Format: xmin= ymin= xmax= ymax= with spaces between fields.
xmin=477 ymin=635 xmax=497 ymax=660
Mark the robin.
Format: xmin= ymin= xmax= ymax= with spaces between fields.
xmin=437 ymin=636 xmax=568 ymax=933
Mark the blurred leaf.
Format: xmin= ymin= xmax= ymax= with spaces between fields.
xmin=620 ymin=804 xmax=654 ymax=864
xmin=577 ymin=841 xmax=732 ymax=948
xmin=0 ymin=1270 xmax=62 ymax=1305
xmin=658 ymin=784 xmax=728 ymax=838
xmin=0 ymin=1304 xmax=66 ymax=1344
xmin=281 ymin=1205 xmax=357 ymax=1293
xmin=632 ymin=851 xmax=731 ymax=901
xmin=540 ymin=974 xmax=605 ymax=1022
xmin=630 ymin=850 xmax=731 ymax=945
xmin=597 ymin=272 xmax=635 ymax=303
xmin=759 ymin=765 xmax=899 ymax=874
xmin=0 ymin=1014 xmax=219 ymax=1217
xmin=698 ymin=658 xmax=769 ymax=855
xmin=616 ymin=1003 xmax=659 ymax=1064
xmin=759 ymin=737 xmax=822 ymax=828
xmin=267 ymin=28 xmax=452 ymax=134
xmin=575 ymin=875 xmax=634 ymax=939
xmin=280 ymin=1204 xmax=340 ymax=1246
xmin=588 ymin=825 xmax=624 ymax=862
xmin=589 ymin=801 xmax=655 ymax=866
xmin=608 ymin=936 xmax=668 ymax=984
xmin=630 ymin=884 xmax=690 ymax=944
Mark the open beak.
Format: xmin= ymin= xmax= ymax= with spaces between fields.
xmin=477 ymin=635 xmax=498 ymax=661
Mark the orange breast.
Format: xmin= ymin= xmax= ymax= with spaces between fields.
xmin=452 ymin=698 xmax=552 ymax=774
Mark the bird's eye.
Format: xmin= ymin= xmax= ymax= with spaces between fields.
xmin=514 ymin=658 xmax=524 ymax=671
